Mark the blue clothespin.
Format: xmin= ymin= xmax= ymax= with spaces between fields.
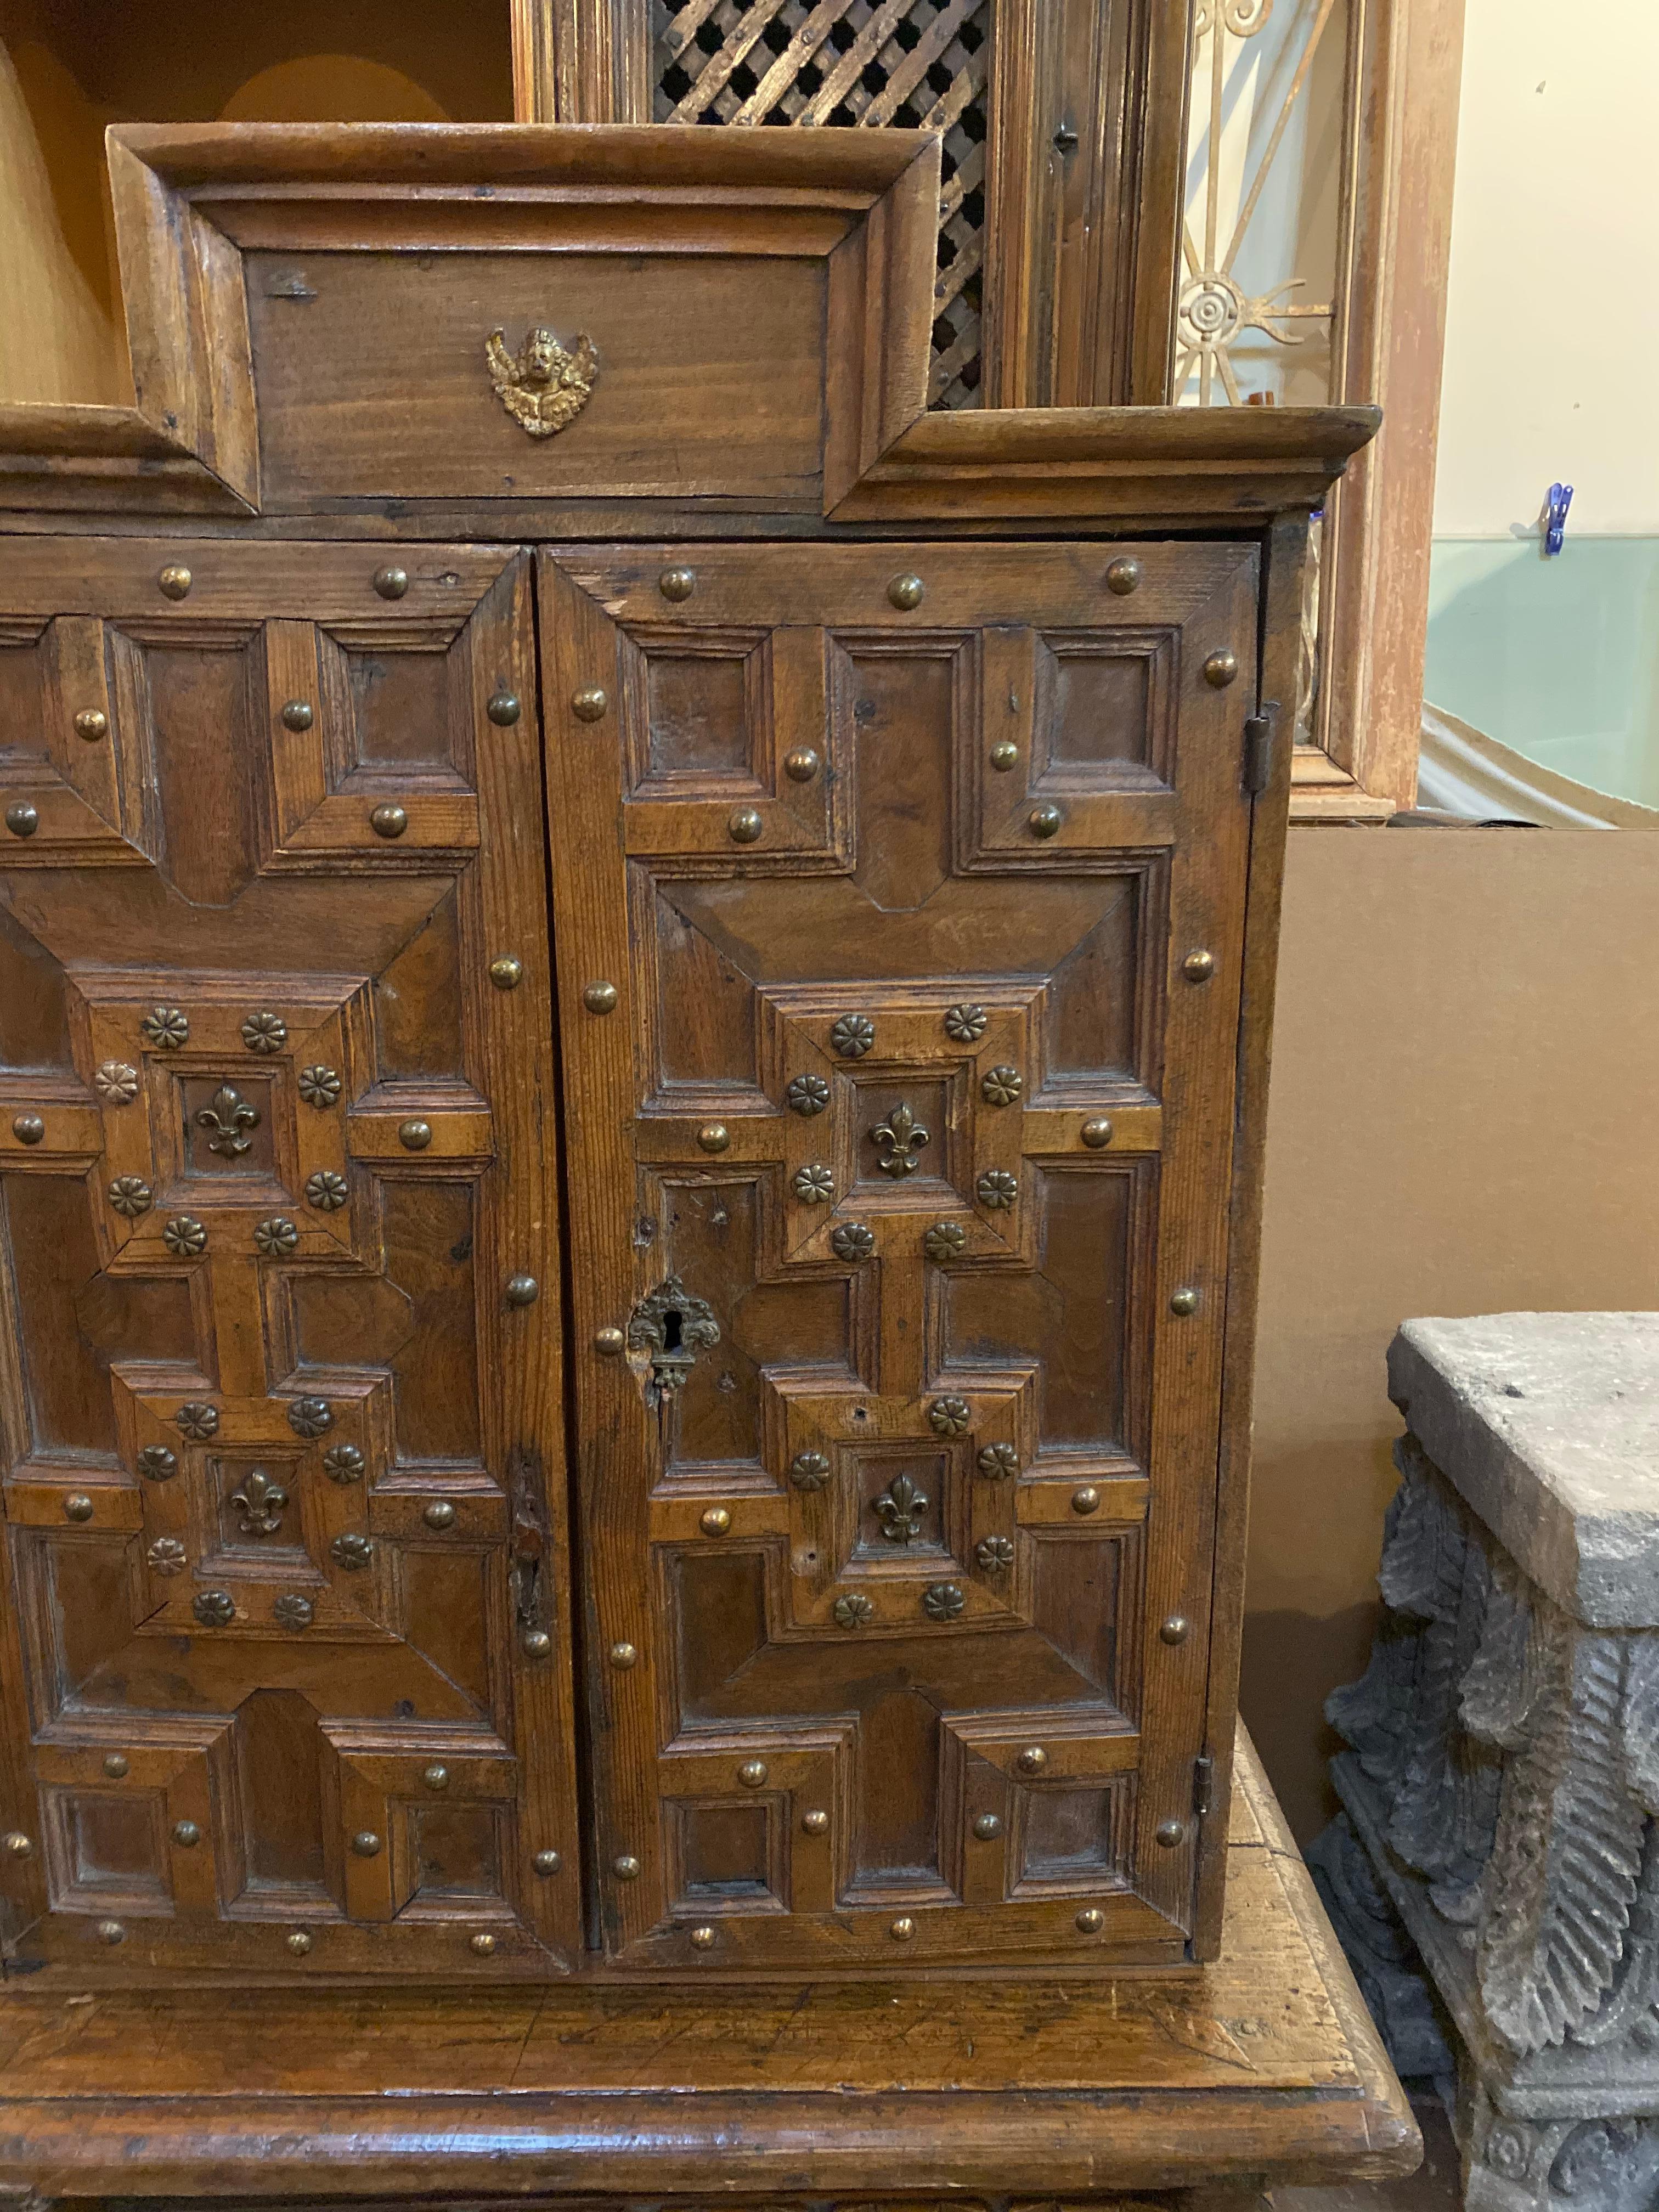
xmin=1543 ymin=482 xmax=1573 ymax=557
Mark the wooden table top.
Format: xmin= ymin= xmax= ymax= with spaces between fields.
xmin=0 ymin=1729 xmax=1417 ymax=2202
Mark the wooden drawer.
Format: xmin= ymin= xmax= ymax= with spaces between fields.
xmin=109 ymin=125 xmax=938 ymax=512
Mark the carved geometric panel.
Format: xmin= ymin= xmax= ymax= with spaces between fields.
xmin=0 ymin=541 xmax=577 ymax=1980
xmin=540 ymin=538 xmax=1261 ymax=1971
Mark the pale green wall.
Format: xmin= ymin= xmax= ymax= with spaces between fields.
xmin=1425 ymin=537 xmax=1659 ymax=807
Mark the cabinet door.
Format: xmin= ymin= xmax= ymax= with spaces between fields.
xmin=540 ymin=540 xmax=1259 ymax=1970
xmin=0 ymin=541 xmax=578 ymax=1977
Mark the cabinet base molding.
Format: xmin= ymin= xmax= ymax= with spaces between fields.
xmin=0 ymin=1730 xmax=1414 ymax=2208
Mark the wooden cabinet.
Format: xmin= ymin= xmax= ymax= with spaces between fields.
xmin=0 ymin=124 xmax=1376 ymax=1989
xmin=543 ymin=540 xmax=1257 ymax=1968
xmin=0 ymin=527 xmax=1272 ymax=1977
xmin=0 ymin=541 xmax=580 ymax=1976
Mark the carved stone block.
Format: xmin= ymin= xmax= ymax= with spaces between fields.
xmin=1390 ymin=1312 xmax=1659 ymax=1629
xmin=1324 ymin=1313 xmax=1659 ymax=2212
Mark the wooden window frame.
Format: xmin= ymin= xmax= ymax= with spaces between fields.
xmin=1291 ymin=0 xmax=1467 ymax=821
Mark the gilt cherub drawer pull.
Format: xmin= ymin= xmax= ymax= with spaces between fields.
xmin=486 ymin=324 xmax=599 ymax=437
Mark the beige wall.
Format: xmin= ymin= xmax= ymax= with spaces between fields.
xmin=1245 ymin=825 xmax=1659 ymax=1841
xmin=1435 ymin=0 xmax=1659 ymax=537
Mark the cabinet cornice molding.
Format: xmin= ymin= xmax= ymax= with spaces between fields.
xmin=0 ymin=127 xmax=1376 ymax=533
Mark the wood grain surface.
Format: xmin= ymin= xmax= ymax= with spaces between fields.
xmin=0 ymin=128 xmax=1376 ymax=532
xmin=102 ymin=125 xmax=940 ymax=517
xmin=828 ymin=405 xmax=1385 ymax=525
xmin=0 ymin=535 xmax=582 ymax=1982
xmin=0 ymin=114 xmax=1401 ymax=2210
xmin=0 ymin=1730 xmax=1419 ymax=2200
xmin=539 ymin=537 xmax=1259 ymax=1974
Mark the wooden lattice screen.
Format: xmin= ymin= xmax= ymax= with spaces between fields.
xmin=651 ymin=0 xmax=990 ymax=409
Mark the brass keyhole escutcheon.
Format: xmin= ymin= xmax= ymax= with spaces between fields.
xmin=627 ymin=1276 xmax=721 ymax=1408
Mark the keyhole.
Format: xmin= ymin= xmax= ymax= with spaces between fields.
xmin=629 ymin=1278 xmax=720 ymax=1410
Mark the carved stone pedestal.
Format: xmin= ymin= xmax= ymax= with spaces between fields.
xmin=1320 ymin=1313 xmax=1659 ymax=2212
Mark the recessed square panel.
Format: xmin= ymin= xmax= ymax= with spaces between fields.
xmin=621 ymin=626 xmax=774 ymax=804
xmin=645 ymin=650 xmax=753 ymax=782
xmin=204 ymin=1451 xmax=313 ymax=1574
xmin=668 ymin=1797 xmax=781 ymax=1915
xmin=179 ymin=1073 xmax=277 ymax=1180
xmin=1035 ymin=633 xmax=1167 ymax=787
xmin=1013 ymin=1779 xmax=1132 ymax=1897
xmin=967 ymin=620 xmax=1185 ymax=864
xmin=0 ymin=629 xmax=48 ymax=767
xmin=850 ymin=1076 xmax=952 ymax=1198
xmin=341 ymin=640 xmax=459 ymax=774
xmin=414 ymin=1804 xmax=502 ymax=1901
xmin=849 ymin=1449 xmax=952 ymax=1568
xmin=43 ymin=1785 xmax=171 ymax=1911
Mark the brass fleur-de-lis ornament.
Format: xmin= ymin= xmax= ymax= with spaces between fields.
xmin=872 ymin=1472 xmax=929 ymax=1545
xmin=195 ymin=1084 xmax=259 ymax=1158
xmin=229 ymin=1466 xmax=288 ymax=1538
xmin=872 ymin=1101 xmax=929 ymax=1178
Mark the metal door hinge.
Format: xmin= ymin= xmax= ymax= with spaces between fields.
xmin=1243 ymin=702 xmax=1280 ymax=797
xmin=1193 ymin=1753 xmax=1215 ymax=1819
